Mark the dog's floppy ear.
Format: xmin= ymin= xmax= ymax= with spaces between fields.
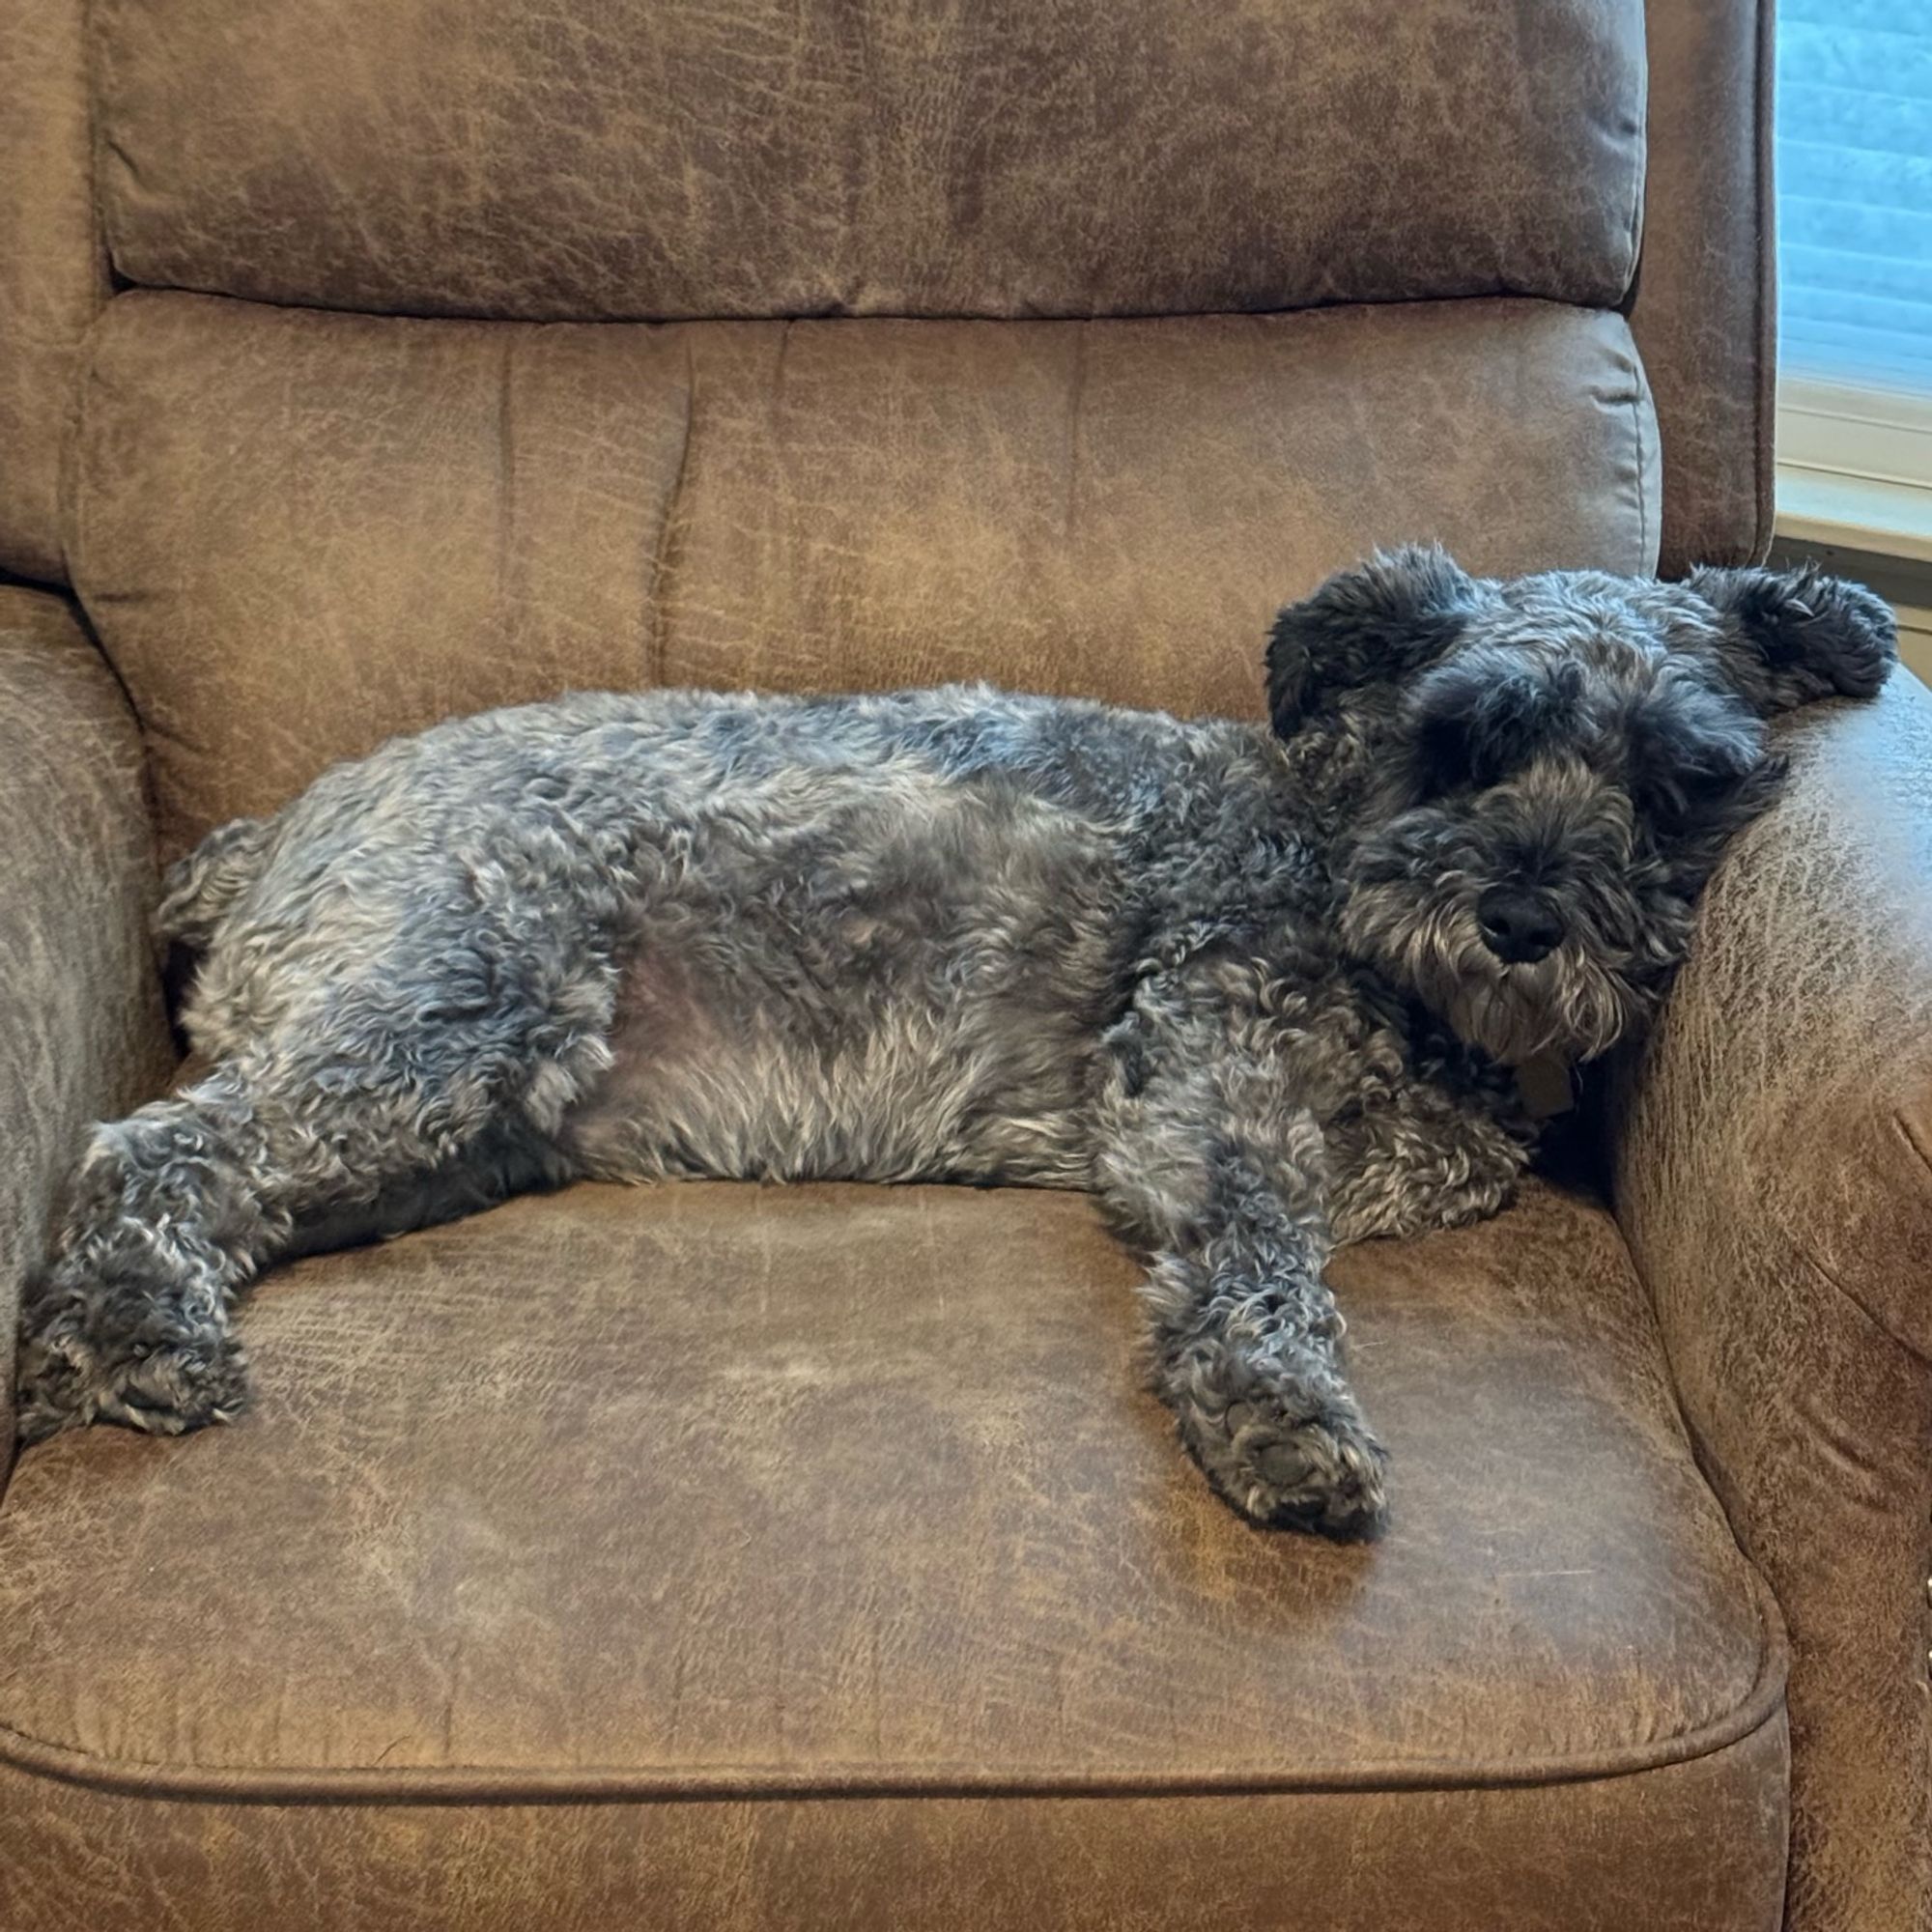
xmin=1265 ymin=545 xmax=1481 ymax=736
xmin=1684 ymin=562 xmax=1895 ymax=715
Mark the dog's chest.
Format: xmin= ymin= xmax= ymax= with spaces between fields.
xmin=1317 ymin=1018 xmax=1535 ymax=1245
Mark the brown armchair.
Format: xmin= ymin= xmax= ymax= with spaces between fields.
xmin=2 ymin=3 xmax=1925 ymax=1928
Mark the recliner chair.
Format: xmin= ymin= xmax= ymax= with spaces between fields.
xmin=2 ymin=3 xmax=1927 ymax=1927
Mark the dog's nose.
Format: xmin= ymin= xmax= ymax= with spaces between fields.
xmin=1477 ymin=887 xmax=1563 ymax=964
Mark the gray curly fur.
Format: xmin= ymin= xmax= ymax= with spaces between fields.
xmin=16 ymin=550 xmax=1894 ymax=1537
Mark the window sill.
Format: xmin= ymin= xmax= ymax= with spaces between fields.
xmin=1773 ymin=376 xmax=1932 ymax=683
xmin=1776 ymin=376 xmax=1932 ymax=565
xmin=1774 ymin=469 xmax=1932 ymax=567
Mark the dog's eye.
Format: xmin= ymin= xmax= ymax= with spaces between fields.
xmin=1409 ymin=661 xmax=1571 ymax=796
xmin=1630 ymin=745 xmax=1753 ymax=833
xmin=1415 ymin=712 xmax=1509 ymax=794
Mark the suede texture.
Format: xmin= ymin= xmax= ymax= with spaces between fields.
xmin=69 ymin=291 xmax=1656 ymax=859
xmin=0 ymin=1180 xmax=1787 ymax=1928
xmin=0 ymin=588 xmax=174 ymax=1485
xmin=0 ymin=0 xmax=105 ymax=580
xmin=0 ymin=1734 xmax=1787 ymax=1932
xmin=91 ymin=0 xmax=1646 ymax=323
xmin=1614 ymin=675 xmax=1932 ymax=1932
xmin=0 ymin=1 xmax=1869 ymax=1925
xmin=1631 ymin=0 xmax=1776 ymax=572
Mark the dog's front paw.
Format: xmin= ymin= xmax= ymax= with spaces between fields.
xmin=1169 ymin=1343 xmax=1389 ymax=1540
xmin=15 ymin=1277 xmax=250 ymax=1444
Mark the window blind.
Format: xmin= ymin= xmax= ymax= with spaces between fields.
xmin=1776 ymin=0 xmax=1932 ymax=393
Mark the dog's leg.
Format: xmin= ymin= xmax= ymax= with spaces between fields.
xmin=17 ymin=1066 xmax=294 ymax=1441
xmin=1095 ymin=1027 xmax=1388 ymax=1539
xmin=15 ymin=1028 xmax=579 ymax=1443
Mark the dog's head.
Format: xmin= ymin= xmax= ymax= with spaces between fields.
xmin=1267 ymin=547 xmax=1894 ymax=1065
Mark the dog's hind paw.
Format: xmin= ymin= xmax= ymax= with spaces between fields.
xmin=15 ymin=1303 xmax=250 ymax=1445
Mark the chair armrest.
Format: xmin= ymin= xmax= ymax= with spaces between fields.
xmin=0 ymin=586 xmax=174 ymax=1484
xmin=1611 ymin=673 xmax=1932 ymax=1932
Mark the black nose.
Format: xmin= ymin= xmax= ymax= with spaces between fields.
xmin=1477 ymin=887 xmax=1563 ymax=964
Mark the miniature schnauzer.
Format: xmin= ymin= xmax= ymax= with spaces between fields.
xmin=14 ymin=549 xmax=1893 ymax=1536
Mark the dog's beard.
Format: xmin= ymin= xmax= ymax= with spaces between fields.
xmin=1342 ymin=890 xmax=1641 ymax=1065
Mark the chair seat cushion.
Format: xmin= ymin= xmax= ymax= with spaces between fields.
xmin=0 ymin=1178 xmax=1787 ymax=1928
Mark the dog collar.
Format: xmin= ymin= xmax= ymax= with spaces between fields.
xmin=1515 ymin=1052 xmax=1577 ymax=1119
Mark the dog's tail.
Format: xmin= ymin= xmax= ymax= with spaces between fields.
xmin=155 ymin=814 xmax=274 ymax=951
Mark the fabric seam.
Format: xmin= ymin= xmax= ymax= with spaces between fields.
xmin=0 ymin=1577 xmax=1788 ymax=1804
xmin=1622 ymin=7 xmax=1650 ymax=306
xmin=1628 ymin=338 xmax=1654 ymax=574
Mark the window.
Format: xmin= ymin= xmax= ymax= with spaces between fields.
xmin=1775 ymin=0 xmax=1932 ymax=562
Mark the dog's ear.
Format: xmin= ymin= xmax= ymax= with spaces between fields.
xmin=1684 ymin=563 xmax=1895 ymax=715
xmin=1266 ymin=546 xmax=1482 ymax=736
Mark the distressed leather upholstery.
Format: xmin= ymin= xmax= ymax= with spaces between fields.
xmin=1 ymin=2 xmax=1913 ymax=1928
xmin=0 ymin=1 xmax=101 ymax=582
xmin=71 ymin=291 xmax=1657 ymax=856
xmin=0 ymin=0 xmax=1765 ymax=594
xmin=0 ymin=590 xmax=176 ymax=1468
xmin=0 ymin=1182 xmax=1789 ymax=1930
xmin=1615 ymin=676 xmax=1932 ymax=1932
xmin=1631 ymin=0 xmax=1776 ymax=573
xmin=93 ymin=0 xmax=1646 ymax=321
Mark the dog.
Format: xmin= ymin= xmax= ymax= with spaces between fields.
xmin=14 ymin=548 xmax=1894 ymax=1536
